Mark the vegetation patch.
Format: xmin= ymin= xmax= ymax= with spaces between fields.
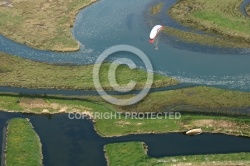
xmin=5 ymin=118 xmax=43 ymax=166
xmin=0 ymin=53 xmax=178 ymax=90
xmin=0 ymin=93 xmax=249 ymax=137
xmin=0 ymin=94 xmax=96 ymax=114
xmin=0 ymin=0 xmax=97 ymax=51
xmin=96 ymin=112 xmax=250 ymax=137
xmin=105 ymin=142 xmax=250 ymax=166
xmin=168 ymin=0 xmax=250 ymax=47
xmin=120 ymin=86 xmax=250 ymax=114
xmin=151 ymin=2 xmax=163 ymax=15
xmin=163 ymin=26 xmax=250 ymax=48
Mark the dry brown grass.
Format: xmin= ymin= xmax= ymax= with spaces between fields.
xmin=18 ymin=97 xmax=92 ymax=114
xmin=0 ymin=0 xmax=96 ymax=51
xmin=190 ymin=119 xmax=249 ymax=134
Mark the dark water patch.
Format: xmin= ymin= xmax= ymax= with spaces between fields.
xmin=141 ymin=133 xmax=250 ymax=158
xmin=0 ymin=112 xmax=249 ymax=165
xmin=126 ymin=13 xmax=135 ymax=31
xmin=0 ymin=121 xmax=7 ymax=166
xmin=0 ymin=83 xmax=196 ymax=96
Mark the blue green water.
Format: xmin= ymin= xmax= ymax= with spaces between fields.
xmin=0 ymin=0 xmax=250 ymax=91
xmin=68 ymin=0 xmax=250 ymax=91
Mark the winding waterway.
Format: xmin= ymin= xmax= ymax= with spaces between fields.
xmin=0 ymin=0 xmax=250 ymax=91
xmin=0 ymin=1 xmax=250 ymax=165
xmin=0 ymin=111 xmax=250 ymax=166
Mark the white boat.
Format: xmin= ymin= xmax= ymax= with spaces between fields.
xmin=186 ymin=128 xmax=202 ymax=135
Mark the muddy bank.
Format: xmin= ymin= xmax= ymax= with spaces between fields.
xmin=245 ymin=3 xmax=250 ymax=16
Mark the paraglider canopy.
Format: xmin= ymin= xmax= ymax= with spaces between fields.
xmin=149 ymin=25 xmax=163 ymax=43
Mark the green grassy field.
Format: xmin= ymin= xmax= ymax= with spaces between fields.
xmin=0 ymin=0 xmax=96 ymax=51
xmin=0 ymin=53 xmax=178 ymax=90
xmin=95 ymin=112 xmax=250 ymax=137
xmin=5 ymin=118 xmax=43 ymax=166
xmin=168 ymin=0 xmax=250 ymax=47
xmin=0 ymin=92 xmax=249 ymax=137
xmin=119 ymin=86 xmax=250 ymax=114
xmin=105 ymin=142 xmax=250 ymax=166
xmin=163 ymin=25 xmax=250 ymax=48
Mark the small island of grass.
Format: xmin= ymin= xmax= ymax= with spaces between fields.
xmin=166 ymin=0 xmax=250 ymax=48
xmin=105 ymin=142 xmax=250 ymax=166
xmin=0 ymin=0 xmax=97 ymax=51
xmin=4 ymin=118 xmax=43 ymax=166
xmin=151 ymin=2 xmax=163 ymax=15
xmin=0 ymin=53 xmax=178 ymax=90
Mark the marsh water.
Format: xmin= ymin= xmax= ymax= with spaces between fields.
xmin=0 ymin=111 xmax=250 ymax=166
xmin=0 ymin=0 xmax=250 ymax=91
xmin=1 ymin=0 xmax=250 ymax=165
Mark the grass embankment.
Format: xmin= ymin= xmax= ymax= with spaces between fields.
xmin=151 ymin=2 xmax=163 ymax=15
xmin=163 ymin=26 xmax=250 ymax=48
xmin=0 ymin=53 xmax=178 ymax=90
xmin=96 ymin=112 xmax=250 ymax=137
xmin=168 ymin=0 xmax=250 ymax=47
xmin=5 ymin=118 xmax=43 ymax=166
xmin=0 ymin=91 xmax=249 ymax=137
xmin=120 ymin=86 xmax=250 ymax=113
xmin=105 ymin=142 xmax=250 ymax=166
xmin=0 ymin=0 xmax=96 ymax=51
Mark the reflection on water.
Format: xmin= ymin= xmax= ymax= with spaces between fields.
xmin=0 ymin=111 xmax=250 ymax=166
